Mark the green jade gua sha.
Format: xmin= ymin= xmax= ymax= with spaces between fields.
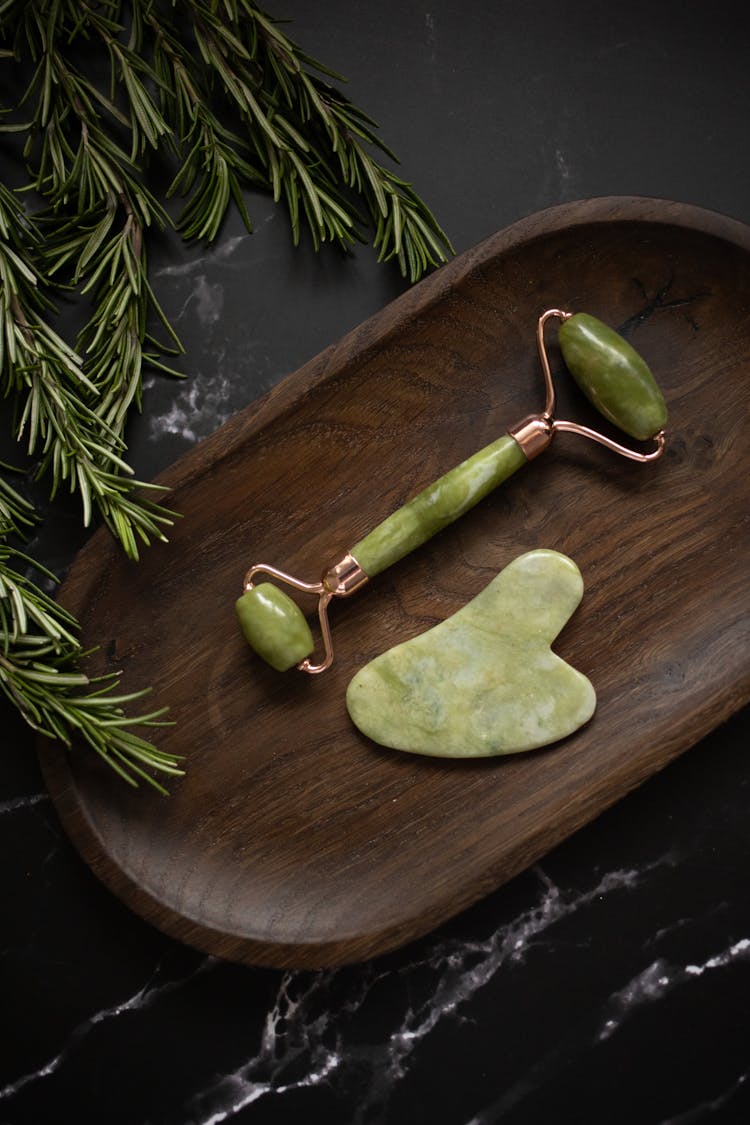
xmin=346 ymin=548 xmax=597 ymax=756
xmin=236 ymin=309 xmax=668 ymax=673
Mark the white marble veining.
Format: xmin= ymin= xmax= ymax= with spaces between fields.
xmin=186 ymin=861 xmax=667 ymax=1125
xmin=182 ymin=970 xmax=354 ymax=1125
xmin=147 ymin=366 xmax=234 ymax=445
xmin=598 ymin=937 xmax=750 ymax=1042
xmin=170 ymin=274 xmax=224 ymax=328
xmin=2 ymin=845 xmax=746 ymax=1123
xmin=4 ymin=859 xmax=656 ymax=1116
xmin=144 ymin=239 xmax=286 ymax=445
xmin=0 ymin=955 xmax=216 ymax=1105
xmin=153 ymin=236 xmax=249 ymax=280
xmin=0 ymin=792 xmax=48 ymax=816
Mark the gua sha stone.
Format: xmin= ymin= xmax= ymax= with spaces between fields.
xmin=345 ymin=549 xmax=596 ymax=757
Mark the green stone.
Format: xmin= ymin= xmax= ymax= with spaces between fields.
xmin=352 ymin=434 xmax=527 ymax=577
xmin=558 ymin=312 xmax=668 ymax=441
xmin=346 ymin=549 xmax=596 ymax=757
xmin=236 ymin=583 xmax=314 ymax=671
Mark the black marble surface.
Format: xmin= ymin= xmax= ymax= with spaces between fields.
xmin=2 ymin=2 xmax=750 ymax=1122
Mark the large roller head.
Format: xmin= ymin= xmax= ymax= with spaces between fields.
xmin=558 ymin=312 xmax=668 ymax=441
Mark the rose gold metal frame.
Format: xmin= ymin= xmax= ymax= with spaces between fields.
xmin=508 ymin=308 xmax=666 ymax=463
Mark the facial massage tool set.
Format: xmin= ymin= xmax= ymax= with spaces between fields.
xmin=235 ymin=309 xmax=667 ymax=756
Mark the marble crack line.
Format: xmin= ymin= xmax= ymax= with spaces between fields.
xmin=186 ymin=970 xmax=349 ymax=1125
xmin=657 ymin=1062 xmax=749 ymax=1124
xmin=0 ymin=792 xmax=49 ymax=816
xmin=598 ymin=936 xmax=750 ymax=1042
xmin=647 ymin=901 xmax=730 ymax=948
xmin=364 ymin=858 xmax=675 ymax=1102
xmin=186 ymin=858 xmax=673 ymax=1125
xmin=169 ymin=274 xmax=224 ymax=328
xmin=153 ymin=235 xmax=249 ymax=279
xmin=0 ymin=955 xmax=217 ymax=1105
xmin=188 ymin=1047 xmax=342 ymax=1125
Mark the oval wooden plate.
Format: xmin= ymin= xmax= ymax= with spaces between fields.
xmin=39 ymin=198 xmax=750 ymax=969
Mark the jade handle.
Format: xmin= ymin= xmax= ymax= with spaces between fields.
xmin=351 ymin=434 xmax=527 ymax=577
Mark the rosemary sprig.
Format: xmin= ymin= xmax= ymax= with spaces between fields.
xmin=0 ymin=0 xmax=453 ymax=788
xmin=0 ymin=471 xmax=182 ymax=793
xmin=1 ymin=637 xmax=182 ymax=795
xmin=2 ymin=0 xmax=451 ymax=552
xmin=172 ymin=0 xmax=453 ymax=274
xmin=0 ymin=182 xmax=176 ymax=559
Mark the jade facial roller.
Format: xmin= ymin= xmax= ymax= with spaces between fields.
xmin=236 ymin=309 xmax=667 ymax=673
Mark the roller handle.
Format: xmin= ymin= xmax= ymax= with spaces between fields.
xmin=350 ymin=434 xmax=527 ymax=577
xmin=351 ymin=312 xmax=667 ymax=579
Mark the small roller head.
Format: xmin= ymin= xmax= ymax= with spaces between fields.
xmin=235 ymin=583 xmax=314 ymax=671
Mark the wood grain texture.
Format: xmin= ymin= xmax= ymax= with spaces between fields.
xmin=38 ymin=198 xmax=750 ymax=968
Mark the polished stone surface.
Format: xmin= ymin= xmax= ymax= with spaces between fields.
xmin=352 ymin=435 xmax=527 ymax=577
xmin=558 ymin=313 xmax=668 ymax=440
xmin=236 ymin=584 xmax=314 ymax=671
xmin=2 ymin=2 xmax=750 ymax=1122
xmin=347 ymin=550 xmax=595 ymax=756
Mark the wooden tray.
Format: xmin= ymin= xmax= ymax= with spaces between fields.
xmin=39 ymin=198 xmax=750 ymax=969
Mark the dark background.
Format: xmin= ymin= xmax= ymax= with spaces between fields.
xmin=2 ymin=2 xmax=749 ymax=1123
